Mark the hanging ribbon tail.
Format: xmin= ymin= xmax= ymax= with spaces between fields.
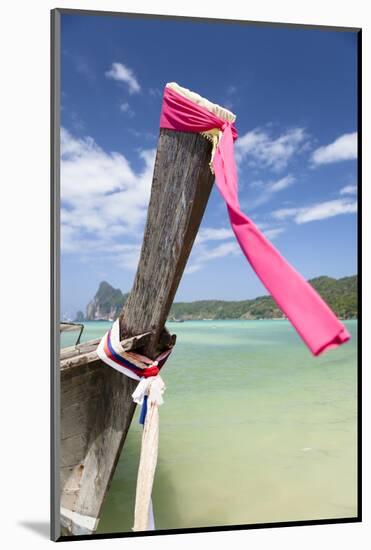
xmin=212 ymin=129 xmax=351 ymax=356
xmin=148 ymin=499 xmax=155 ymax=530
xmin=159 ymin=83 xmax=351 ymax=356
xmin=96 ymin=321 xmax=173 ymax=531
xmin=132 ymin=376 xmax=166 ymax=532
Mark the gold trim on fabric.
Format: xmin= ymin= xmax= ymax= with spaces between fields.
xmin=165 ymin=82 xmax=236 ymax=174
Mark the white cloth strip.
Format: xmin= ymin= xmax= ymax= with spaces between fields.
xmin=132 ymin=376 xmax=166 ymax=531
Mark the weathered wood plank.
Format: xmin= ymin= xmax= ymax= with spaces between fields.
xmin=60 ymin=128 xmax=214 ymax=535
xmin=60 ymin=322 xmax=83 ymax=332
xmin=60 ymin=332 xmax=152 ymax=367
xmin=120 ymin=129 xmax=215 ymax=356
xmin=60 ymin=339 xmax=101 ymax=360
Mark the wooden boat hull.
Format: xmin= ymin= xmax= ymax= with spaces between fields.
xmin=59 ymin=128 xmax=215 ymax=535
xmin=60 ymin=358 xmax=137 ymax=534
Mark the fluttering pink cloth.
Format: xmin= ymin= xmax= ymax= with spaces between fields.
xmin=160 ymin=85 xmax=350 ymax=356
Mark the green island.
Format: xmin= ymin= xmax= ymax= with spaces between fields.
xmin=81 ymin=275 xmax=357 ymax=322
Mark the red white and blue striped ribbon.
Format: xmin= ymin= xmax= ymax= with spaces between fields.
xmin=97 ymin=318 xmax=172 ymax=531
xmin=97 ymin=319 xmax=172 ymax=381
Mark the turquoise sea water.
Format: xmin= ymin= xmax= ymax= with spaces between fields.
xmin=61 ymin=319 xmax=358 ymax=532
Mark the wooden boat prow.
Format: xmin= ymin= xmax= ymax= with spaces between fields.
xmin=59 ymin=127 xmax=215 ymax=536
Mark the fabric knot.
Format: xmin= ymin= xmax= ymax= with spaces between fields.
xmin=143 ymin=365 xmax=160 ymax=378
xmin=97 ymin=319 xmax=173 ymax=381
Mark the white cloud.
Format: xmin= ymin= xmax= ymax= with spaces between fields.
xmin=248 ymin=175 xmax=295 ymax=208
xmin=101 ymin=243 xmax=141 ymax=270
xmin=186 ymin=241 xmax=241 ymax=274
xmin=339 ymin=184 xmax=357 ymax=195
xmin=252 ymin=221 xmax=286 ymax=241
xmin=105 ymin=62 xmax=141 ymax=94
xmin=235 ymin=127 xmax=307 ymax=171
xmin=186 ymin=219 xmax=285 ymax=274
xmin=272 ymin=198 xmax=357 ymax=224
xmin=186 ymin=226 xmax=244 ymax=273
xmin=227 ymin=85 xmax=237 ymax=94
xmin=195 ymin=227 xmax=234 ymax=245
xmin=60 ymin=126 xmax=291 ymax=277
xmin=268 ymin=175 xmax=295 ymax=192
xmin=75 ymin=56 xmax=95 ymax=82
xmin=61 ymin=128 xmax=137 ymax=202
xmin=119 ymin=102 xmax=134 ymax=117
xmin=61 ymin=227 xmax=142 ymax=270
xmin=149 ymin=87 xmax=162 ymax=97
xmin=60 ymin=127 xmax=155 ymax=270
xmin=185 ymin=218 xmax=285 ymax=275
xmin=311 ymin=132 xmax=357 ymax=165
xmin=263 ymin=227 xmax=286 ymax=240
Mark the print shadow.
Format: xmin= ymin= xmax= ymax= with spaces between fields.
xmin=18 ymin=521 xmax=50 ymax=539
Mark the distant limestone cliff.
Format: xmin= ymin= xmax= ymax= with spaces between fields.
xmin=83 ymin=275 xmax=357 ymax=321
xmin=85 ymin=281 xmax=128 ymax=321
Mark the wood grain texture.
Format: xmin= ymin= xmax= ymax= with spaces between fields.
xmin=120 ymin=129 xmax=215 ymax=357
xmin=60 ymin=128 xmax=214 ymax=535
xmin=60 ymin=332 xmax=151 ymax=368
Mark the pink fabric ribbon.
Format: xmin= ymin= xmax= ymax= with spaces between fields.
xmin=160 ymin=86 xmax=351 ymax=356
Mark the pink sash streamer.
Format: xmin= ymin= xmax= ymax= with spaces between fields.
xmin=160 ymin=86 xmax=351 ymax=356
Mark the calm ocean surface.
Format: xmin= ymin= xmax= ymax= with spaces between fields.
xmin=61 ymin=319 xmax=358 ymax=532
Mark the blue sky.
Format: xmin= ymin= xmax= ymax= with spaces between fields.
xmin=60 ymin=13 xmax=358 ymax=319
